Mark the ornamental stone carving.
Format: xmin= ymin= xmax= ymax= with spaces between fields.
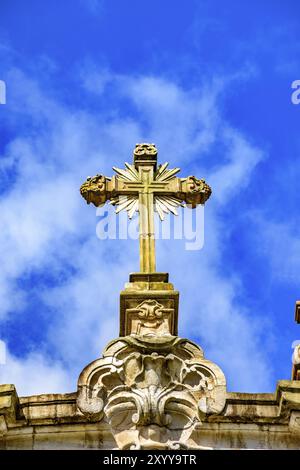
xmin=292 ymin=344 xmax=300 ymax=380
xmin=80 ymin=173 xmax=109 ymax=206
xmin=119 ymin=275 xmax=179 ymax=337
xmin=124 ymin=299 xmax=174 ymax=336
xmin=133 ymin=143 xmax=158 ymax=161
xmin=77 ymin=335 xmax=226 ymax=450
xmin=181 ymin=176 xmax=212 ymax=207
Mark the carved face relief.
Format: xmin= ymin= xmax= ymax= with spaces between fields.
xmin=80 ymin=174 xmax=107 ymax=206
xmin=185 ymin=176 xmax=212 ymax=207
xmin=125 ymin=299 xmax=175 ymax=336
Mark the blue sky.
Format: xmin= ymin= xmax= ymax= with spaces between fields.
xmin=0 ymin=0 xmax=300 ymax=395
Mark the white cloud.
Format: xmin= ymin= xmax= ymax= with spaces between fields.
xmin=249 ymin=213 xmax=300 ymax=285
xmin=0 ymin=65 xmax=271 ymax=395
xmin=0 ymin=351 xmax=72 ymax=396
xmin=210 ymin=126 xmax=265 ymax=204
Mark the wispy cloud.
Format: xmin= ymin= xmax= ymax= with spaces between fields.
xmin=0 ymin=63 xmax=270 ymax=395
xmin=0 ymin=351 xmax=72 ymax=396
xmin=80 ymin=0 xmax=105 ymax=16
xmin=249 ymin=212 xmax=300 ymax=285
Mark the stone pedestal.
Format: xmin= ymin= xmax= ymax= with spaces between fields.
xmin=119 ymin=273 xmax=178 ymax=337
xmin=295 ymin=301 xmax=300 ymax=323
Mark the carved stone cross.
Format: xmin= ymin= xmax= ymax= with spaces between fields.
xmin=80 ymin=143 xmax=212 ymax=272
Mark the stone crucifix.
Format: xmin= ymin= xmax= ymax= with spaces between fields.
xmin=80 ymin=143 xmax=212 ymax=272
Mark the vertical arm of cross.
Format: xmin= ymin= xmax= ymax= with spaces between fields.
xmin=138 ymin=165 xmax=156 ymax=273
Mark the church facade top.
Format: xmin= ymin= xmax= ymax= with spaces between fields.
xmin=1 ymin=144 xmax=300 ymax=450
xmin=80 ymin=143 xmax=211 ymax=272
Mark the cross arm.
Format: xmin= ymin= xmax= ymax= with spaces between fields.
xmin=147 ymin=175 xmax=211 ymax=207
xmin=152 ymin=175 xmax=212 ymax=208
xmin=80 ymin=173 xmax=212 ymax=209
xmin=80 ymin=174 xmax=138 ymax=207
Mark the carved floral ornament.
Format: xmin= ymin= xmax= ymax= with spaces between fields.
xmin=77 ymin=336 xmax=226 ymax=450
xmin=292 ymin=344 xmax=300 ymax=380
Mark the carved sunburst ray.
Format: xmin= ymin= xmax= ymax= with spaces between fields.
xmin=111 ymin=161 xmax=183 ymax=221
xmin=110 ymin=195 xmax=139 ymax=219
xmin=155 ymin=195 xmax=184 ymax=221
xmin=112 ymin=163 xmax=140 ymax=182
xmin=155 ymin=162 xmax=180 ymax=182
xmin=109 ymin=163 xmax=140 ymax=218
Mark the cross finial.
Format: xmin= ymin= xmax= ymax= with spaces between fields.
xmin=133 ymin=143 xmax=158 ymax=170
xmin=80 ymin=143 xmax=212 ymax=272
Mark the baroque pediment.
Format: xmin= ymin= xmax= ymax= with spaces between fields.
xmin=77 ymin=335 xmax=226 ymax=450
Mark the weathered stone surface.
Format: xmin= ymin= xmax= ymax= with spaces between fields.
xmin=292 ymin=344 xmax=300 ymax=380
xmin=120 ymin=273 xmax=179 ymax=337
xmin=295 ymin=300 xmax=300 ymax=323
xmin=2 ymin=288 xmax=300 ymax=449
xmin=1 ymin=381 xmax=300 ymax=449
xmin=0 ymin=385 xmax=24 ymax=436
xmin=77 ymin=335 xmax=226 ymax=449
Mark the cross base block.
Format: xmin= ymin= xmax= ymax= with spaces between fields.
xmin=120 ymin=273 xmax=179 ymax=337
